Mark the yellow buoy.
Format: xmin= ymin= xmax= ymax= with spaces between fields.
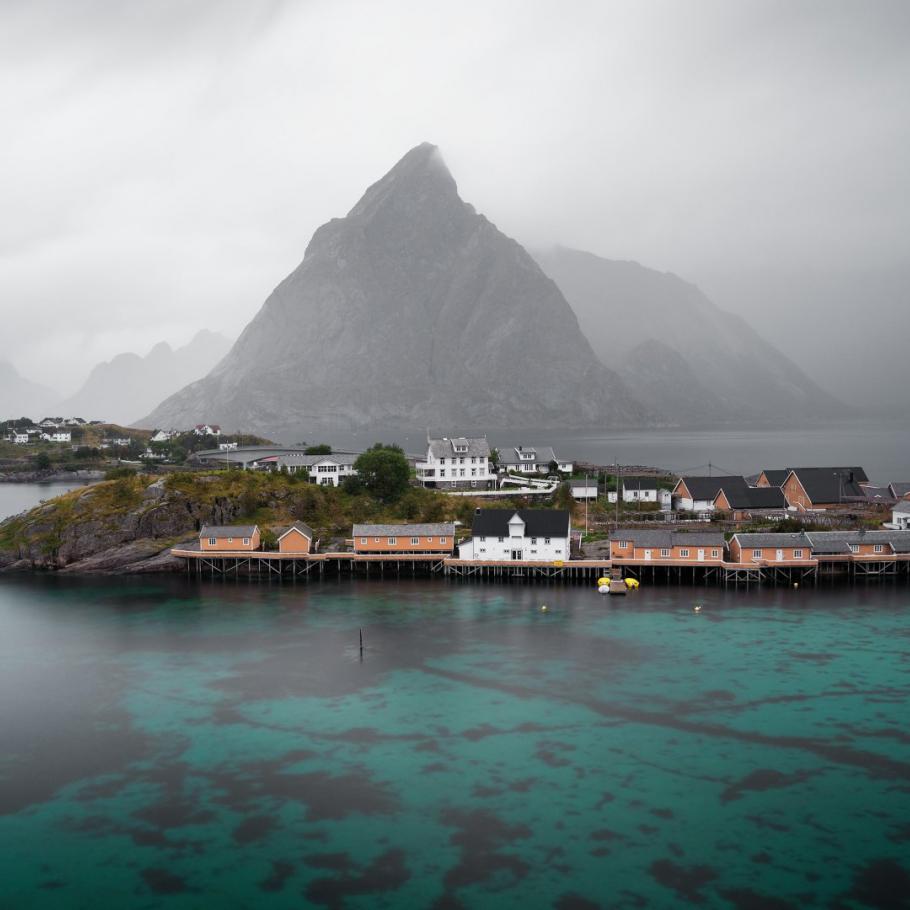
xmin=597 ymin=577 xmax=609 ymax=587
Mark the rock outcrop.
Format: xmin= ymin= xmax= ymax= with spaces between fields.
xmin=140 ymin=144 xmax=650 ymax=439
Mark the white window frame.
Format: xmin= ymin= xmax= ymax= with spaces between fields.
xmin=680 ymin=548 xmax=689 ymax=558
xmin=794 ymin=549 xmax=803 ymax=559
xmin=243 ymin=537 xmax=250 ymax=546
xmin=850 ymin=544 xmax=859 ymax=554
xmin=361 ymin=537 xmax=368 ymax=545
xmin=439 ymin=537 xmax=447 ymax=544
xmin=660 ymin=548 xmax=670 ymax=557
xmin=711 ymin=549 xmax=719 ymax=558
xmin=208 ymin=537 xmax=217 ymax=546
xmin=388 ymin=537 xmax=397 ymax=545
xmin=752 ymin=549 xmax=762 ymax=559
xmin=410 ymin=537 xmax=420 ymax=546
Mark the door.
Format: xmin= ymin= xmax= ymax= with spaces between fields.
xmin=697 ymin=549 xmax=705 ymax=562
xmin=776 ymin=549 xmax=784 ymax=561
xmin=644 ymin=549 xmax=652 ymax=560
xmin=511 ymin=549 xmax=523 ymax=561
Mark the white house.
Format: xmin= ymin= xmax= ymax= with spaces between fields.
xmin=151 ymin=429 xmax=178 ymax=443
xmin=194 ymin=424 xmax=221 ymax=437
xmin=416 ymin=436 xmax=495 ymax=490
xmin=41 ymin=431 xmax=71 ymax=443
xmin=218 ymin=442 xmax=238 ymax=452
xmin=570 ymin=480 xmax=598 ymax=501
xmin=497 ymin=445 xmax=573 ymax=475
xmin=6 ymin=430 xmax=29 ymax=444
xmin=890 ymin=500 xmax=910 ymax=530
xmin=457 ymin=509 xmax=572 ymax=562
xmin=308 ymin=455 xmax=358 ymax=487
xmin=671 ymin=476 xmax=751 ymax=512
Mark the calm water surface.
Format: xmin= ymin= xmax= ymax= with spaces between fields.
xmin=0 ymin=482 xmax=87 ymax=521
xmin=1 ymin=576 xmax=908 ymax=909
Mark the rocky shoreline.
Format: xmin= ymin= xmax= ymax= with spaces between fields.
xmin=0 ymin=469 xmax=105 ymax=484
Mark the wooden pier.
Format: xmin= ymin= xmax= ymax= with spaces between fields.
xmin=170 ymin=546 xmax=910 ymax=586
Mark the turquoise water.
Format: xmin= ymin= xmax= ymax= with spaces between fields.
xmin=1 ymin=577 xmax=909 ymax=909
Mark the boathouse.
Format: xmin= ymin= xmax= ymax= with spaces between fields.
xmin=608 ymin=529 xmax=725 ymax=562
xmin=277 ymin=522 xmax=315 ymax=554
xmin=199 ymin=525 xmax=260 ymax=552
xmin=352 ymin=523 xmax=455 ymax=555
xmin=457 ymin=509 xmax=571 ymax=562
xmin=728 ymin=532 xmax=814 ymax=565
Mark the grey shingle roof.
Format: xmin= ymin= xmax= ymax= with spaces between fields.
xmin=806 ymin=530 xmax=910 ymax=553
xmin=428 ymin=436 xmax=490 ymax=459
xmin=863 ymin=485 xmax=894 ymax=501
xmin=499 ymin=445 xmax=560 ymax=465
xmin=353 ymin=523 xmax=455 ymax=537
xmin=889 ymin=482 xmax=910 ymax=498
xmin=199 ymin=525 xmax=258 ymax=538
xmin=279 ymin=521 xmax=314 ymax=540
xmin=677 ymin=476 xmax=750 ymax=501
xmin=732 ymin=532 xmax=813 ymax=548
xmin=788 ymin=468 xmax=867 ymax=503
xmin=716 ymin=486 xmax=788 ymax=510
xmin=894 ymin=500 xmax=910 ymax=514
xmin=608 ymin=529 xmax=725 ymax=547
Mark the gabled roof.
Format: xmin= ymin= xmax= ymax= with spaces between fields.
xmin=278 ymin=521 xmax=315 ymax=541
xmin=731 ymin=532 xmax=813 ymax=548
xmin=806 ymin=529 xmax=910 ymax=553
xmin=622 ymin=475 xmax=660 ymax=491
xmin=608 ymin=529 xmax=725 ymax=547
xmin=471 ymin=509 xmax=570 ymax=538
xmin=715 ymin=486 xmax=788 ymax=510
xmin=427 ymin=436 xmax=490 ymax=459
xmin=786 ymin=468 xmax=867 ymax=503
xmin=199 ymin=525 xmax=258 ymax=538
xmin=889 ymin=482 xmax=910 ymax=499
xmin=676 ymin=475 xmax=750 ymax=501
xmin=353 ymin=523 xmax=455 ymax=537
xmin=892 ymin=500 xmax=910 ymax=514
xmin=759 ymin=469 xmax=790 ymax=487
xmin=499 ymin=445 xmax=560 ymax=465
xmin=863 ymin=485 xmax=895 ymax=502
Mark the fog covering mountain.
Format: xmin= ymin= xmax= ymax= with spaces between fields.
xmin=140 ymin=144 xmax=648 ymax=437
xmin=534 ymin=248 xmax=842 ymax=424
xmin=0 ymin=362 xmax=57 ymax=418
xmin=64 ymin=330 xmax=231 ymax=425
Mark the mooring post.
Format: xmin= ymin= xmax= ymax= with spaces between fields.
xmin=359 ymin=627 xmax=363 ymax=660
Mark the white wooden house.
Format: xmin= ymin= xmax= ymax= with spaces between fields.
xmin=416 ymin=436 xmax=495 ymax=490
xmin=457 ymin=509 xmax=572 ymax=562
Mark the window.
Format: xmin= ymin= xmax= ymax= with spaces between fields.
xmin=459 ymin=457 xmax=465 ymax=465
xmin=479 ymin=548 xmax=486 ymax=553
xmin=411 ymin=537 xmax=420 ymax=546
xmin=617 ymin=541 xmax=628 ymax=549
xmin=243 ymin=538 xmax=250 ymax=546
xmin=460 ymin=469 xmax=465 ymax=477
xmin=752 ymin=549 xmax=762 ymax=559
xmin=794 ymin=549 xmax=803 ymax=558
xmin=440 ymin=469 xmax=446 ymax=477
xmin=660 ymin=548 xmax=670 ymax=557
xmin=680 ymin=548 xmax=689 ymax=557
xmin=498 ymin=537 xmax=504 ymax=543
xmin=531 ymin=537 xmax=538 ymax=545
xmin=874 ymin=544 xmax=883 ymax=553
xmin=711 ymin=549 xmax=719 ymax=558
xmin=208 ymin=537 xmax=217 ymax=546
xmin=531 ymin=549 xmax=537 ymax=554
xmin=361 ymin=537 xmax=368 ymax=545
xmin=440 ymin=537 xmax=447 ymax=544
xmin=544 ymin=537 xmax=551 ymax=545
xmin=850 ymin=544 xmax=859 ymax=554
xmin=471 ymin=468 xmax=477 ymax=476
xmin=480 ymin=536 xmax=486 ymax=542
xmin=388 ymin=537 xmax=397 ymax=545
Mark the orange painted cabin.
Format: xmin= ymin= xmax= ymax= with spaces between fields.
xmin=609 ymin=531 xmax=725 ymax=562
xmin=352 ymin=523 xmax=455 ymax=554
xmin=278 ymin=522 xmax=315 ymax=554
xmin=728 ymin=533 xmax=814 ymax=564
xmin=199 ymin=525 xmax=260 ymax=552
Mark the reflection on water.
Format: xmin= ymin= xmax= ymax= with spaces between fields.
xmin=0 ymin=575 xmax=908 ymax=907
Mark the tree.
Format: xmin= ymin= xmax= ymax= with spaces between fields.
xmin=489 ymin=447 xmax=500 ymax=469
xmin=554 ymin=481 xmax=574 ymax=511
xmin=305 ymin=444 xmax=332 ymax=455
xmin=354 ymin=444 xmax=411 ymax=502
xmin=34 ymin=452 xmax=51 ymax=471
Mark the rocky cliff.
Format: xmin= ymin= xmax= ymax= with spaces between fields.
xmin=140 ymin=144 xmax=649 ymax=438
xmin=534 ymin=247 xmax=842 ymax=424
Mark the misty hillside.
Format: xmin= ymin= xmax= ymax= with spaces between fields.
xmin=534 ymin=248 xmax=842 ymax=424
xmin=0 ymin=362 xmax=57 ymax=419
xmin=140 ymin=144 xmax=648 ymax=437
xmin=64 ymin=331 xmax=231 ymax=425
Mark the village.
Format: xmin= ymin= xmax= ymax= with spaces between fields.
xmin=163 ymin=433 xmax=910 ymax=588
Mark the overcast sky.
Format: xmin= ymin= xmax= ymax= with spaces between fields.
xmin=2 ymin=0 xmax=908 ymax=397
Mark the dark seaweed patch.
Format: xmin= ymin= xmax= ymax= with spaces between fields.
xmin=232 ymin=814 xmax=277 ymax=845
xmin=721 ymin=887 xmax=798 ymax=909
xmin=721 ymin=769 xmax=816 ymax=803
xmin=304 ymin=848 xmax=409 ymax=909
xmin=649 ymin=858 xmax=718 ymax=903
xmin=440 ymin=808 xmax=531 ymax=890
xmin=259 ymin=860 xmax=294 ymax=893
xmin=555 ymin=893 xmax=601 ymax=909
xmin=845 ymin=858 xmax=910 ymax=909
xmin=141 ymin=867 xmax=192 ymax=895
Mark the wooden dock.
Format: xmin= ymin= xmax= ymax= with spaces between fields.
xmin=170 ymin=546 xmax=910 ymax=586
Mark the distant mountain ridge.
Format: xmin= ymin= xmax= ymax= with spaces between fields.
xmin=0 ymin=362 xmax=57 ymax=418
xmin=140 ymin=144 xmax=649 ymax=437
xmin=64 ymin=330 xmax=231 ymax=425
xmin=533 ymin=247 xmax=842 ymax=424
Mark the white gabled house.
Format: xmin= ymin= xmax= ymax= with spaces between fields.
xmin=6 ymin=430 xmax=29 ymax=444
xmin=194 ymin=424 xmax=221 ymax=437
xmin=151 ymin=429 xmax=178 ymax=443
xmin=497 ymin=445 xmax=573 ymax=476
xmin=457 ymin=509 xmax=572 ymax=562
xmin=890 ymin=500 xmax=910 ymax=531
xmin=416 ymin=436 xmax=495 ymax=490
xmin=41 ymin=431 xmax=71 ymax=443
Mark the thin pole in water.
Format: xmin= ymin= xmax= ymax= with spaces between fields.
xmin=359 ymin=628 xmax=363 ymax=659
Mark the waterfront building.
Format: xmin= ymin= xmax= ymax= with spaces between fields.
xmin=608 ymin=529 xmax=725 ymax=562
xmin=781 ymin=467 xmax=868 ymax=510
xmin=806 ymin=529 xmax=910 ymax=557
xmin=497 ymin=445 xmax=573 ymax=475
xmin=672 ymin=475 xmax=750 ymax=512
xmin=352 ymin=523 xmax=455 ymax=555
xmin=728 ymin=532 xmax=814 ymax=564
xmin=415 ymin=436 xmax=495 ymax=490
xmin=890 ymin=501 xmax=910 ymax=530
xmin=278 ymin=522 xmax=315 ymax=554
xmin=199 ymin=525 xmax=261 ymax=551
xmin=457 ymin=509 xmax=571 ymax=562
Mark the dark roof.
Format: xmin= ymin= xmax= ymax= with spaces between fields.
xmin=677 ymin=475 xmax=750 ymax=501
xmin=716 ymin=485 xmax=788 ymax=510
xmin=471 ymin=509 xmax=571 ymax=538
xmin=889 ymin=482 xmax=910 ymax=498
xmin=806 ymin=530 xmax=910 ymax=554
xmin=608 ymin=529 xmax=725 ymax=547
xmin=789 ymin=466 xmax=868 ymax=484
xmin=622 ymin=475 xmax=660 ymax=491
xmin=759 ymin=469 xmax=790 ymax=487
xmin=788 ymin=468 xmax=867 ymax=503
xmin=199 ymin=525 xmax=258 ymax=538
xmin=279 ymin=521 xmax=315 ymax=540
xmin=863 ymin=485 xmax=895 ymax=502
